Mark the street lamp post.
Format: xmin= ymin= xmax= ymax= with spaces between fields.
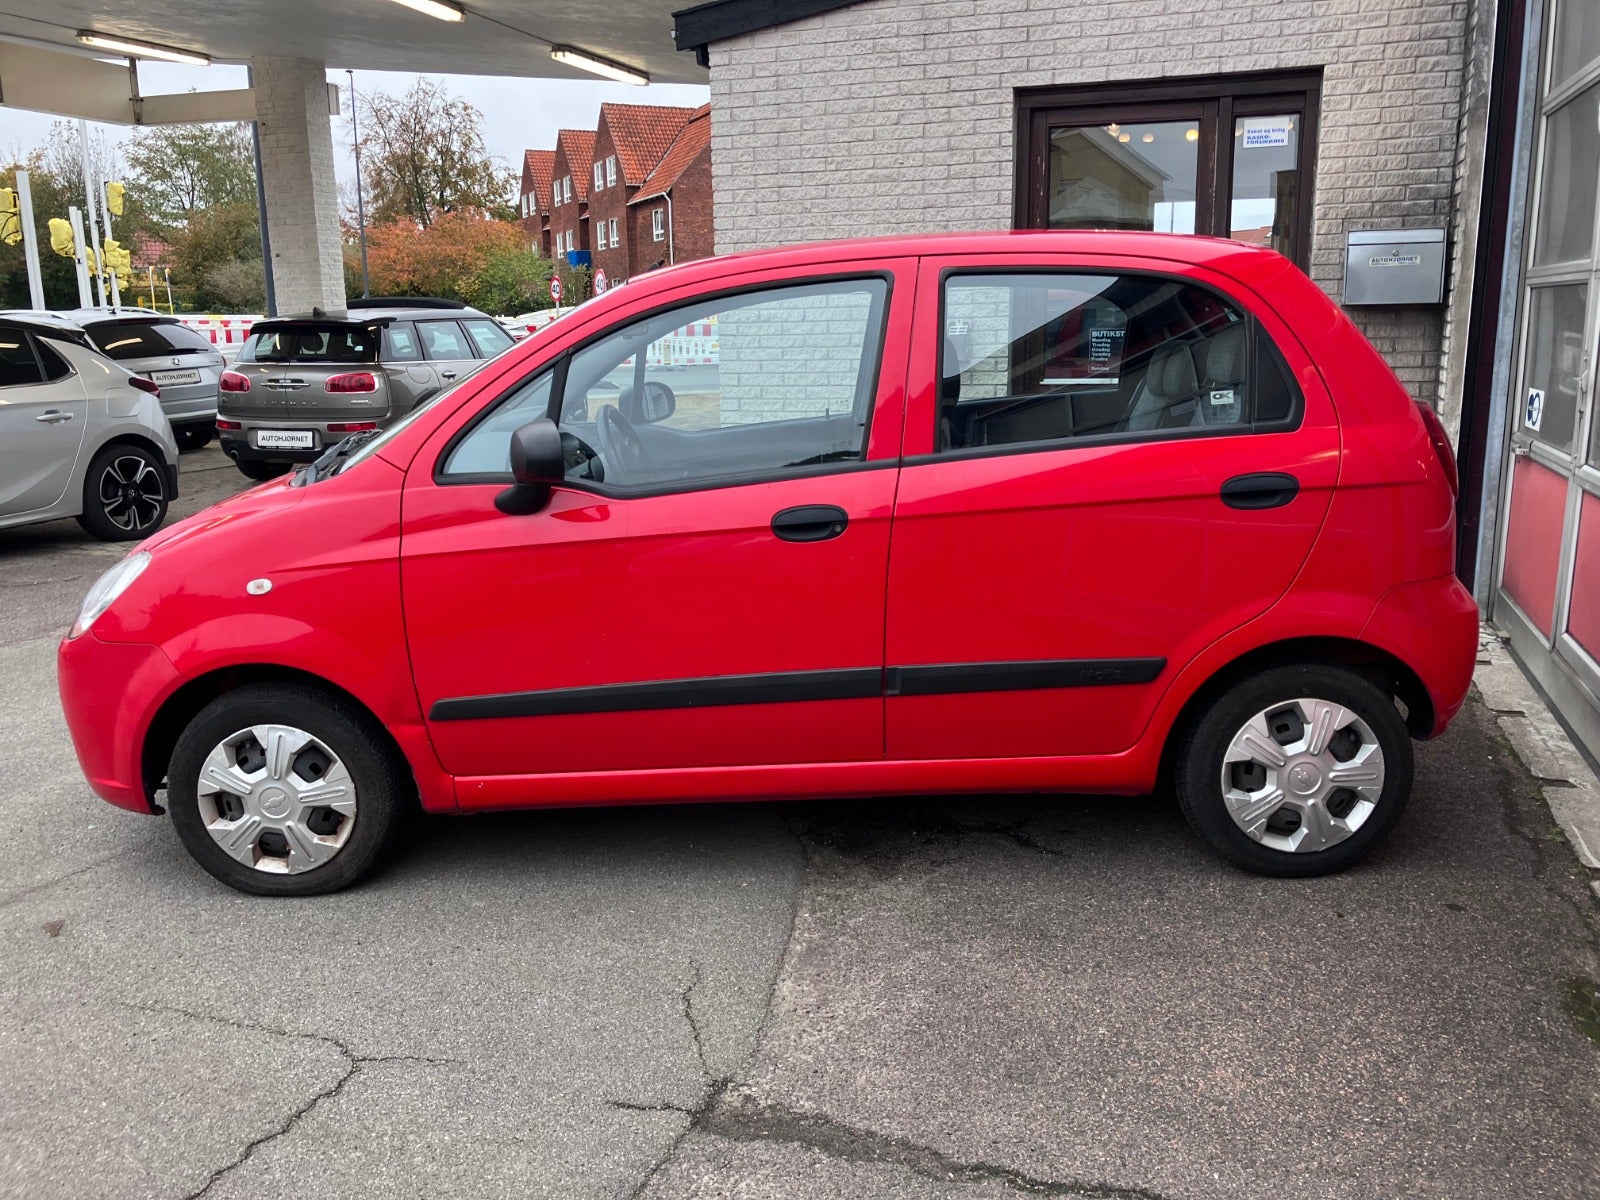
xmin=348 ymin=69 xmax=372 ymax=299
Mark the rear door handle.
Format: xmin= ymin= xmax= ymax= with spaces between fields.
xmin=35 ymin=410 xmax=74 ymax=424
xmin=440 ymin=370 xmax=459 ymax=380
xmin=772 ymin=505 xmax=849 ymax=542
xmin=1220 ymin=472 xmax=1299 ymax=510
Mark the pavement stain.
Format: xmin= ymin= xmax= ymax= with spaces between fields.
xmin=1563 ymin=976 xmax=1600 ymax=1050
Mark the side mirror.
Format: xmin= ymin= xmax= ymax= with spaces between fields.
xmin=495 ymin=417 xmax=564 ymax=515
xmin=622 ymin=380 xmax=676 ymax=424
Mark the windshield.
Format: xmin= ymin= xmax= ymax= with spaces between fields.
xmin=240 ymin=324 xmax=379 ymax=364
xmin=88 ymin=320 xmax=215 ymax=360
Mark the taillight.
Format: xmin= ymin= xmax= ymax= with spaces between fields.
xmin=1415 ymin=401 xmax=1459 ymax=498
xmin=327 ymin=422 xmax=377 ymax=433
xmin=129 ymin=376 xmax=159 ymax=396
xmin=216 ymin=419 xmax=242 ymax=431
xmin=325 ymin=372 xmax=377 ymax=394
xmin=220 ymin=371 xmax=251 ymax=393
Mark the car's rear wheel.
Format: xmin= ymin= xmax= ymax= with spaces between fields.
xmin=234 ymin=459 xmax=291 ymax=482
xmin=76 ymin=443 xmax=170 ymax=541
xmin=174 ymin=425 xmax=214 ymax=452
xmin=167 ymin=684 xmax=409 ymax=896
xmin=1174 ymin=665 xmax=1414 ymax=877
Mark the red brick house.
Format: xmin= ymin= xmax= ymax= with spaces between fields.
xmin=518 ymin=149 xmax=555 ymax=257
xmin=549 ymin=129 xmax=596 ymax=263
xmin=588 ymin=103 xmax=696 ymax=289
xmin=628 ymin=104 xmax=713 ymax=271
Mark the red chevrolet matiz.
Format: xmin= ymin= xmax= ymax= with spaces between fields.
xmin=58 ymin=232 xmax=1478 ymax=896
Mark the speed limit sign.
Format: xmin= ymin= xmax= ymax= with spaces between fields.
xmin=549 ymin=276 xmax=562 ymax=304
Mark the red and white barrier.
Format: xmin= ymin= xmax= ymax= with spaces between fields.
xmin=175 ymin=313 xmax=260 ymax=351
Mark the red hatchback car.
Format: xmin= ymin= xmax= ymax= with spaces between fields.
xmin=59 ymin=232 xmax=1478 ymax=896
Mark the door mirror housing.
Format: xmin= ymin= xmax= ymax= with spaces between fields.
xmin=621 ymin=380 xmax=676 ymax=424
xmin=495 ymin=418 xmax=564 ymax=515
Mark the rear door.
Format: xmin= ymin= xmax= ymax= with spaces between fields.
xmin=0 ymin=327 xmax=89 ymax=518
xmin=379 ymin=321 xmax=437 ymax=414
xmin=416 ymin=320 xmax=477 ymax=390
xmin=883 ymin=255 xmax=1339 ymax=761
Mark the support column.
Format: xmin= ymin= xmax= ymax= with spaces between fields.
xmin=251 ymin=57 xmax=345 ymax=313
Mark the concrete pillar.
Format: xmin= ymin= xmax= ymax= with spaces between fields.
xmin=252 ymin=57 xmax=345 ymax=313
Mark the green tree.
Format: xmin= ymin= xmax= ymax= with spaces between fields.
xmin=353 ymin=78 xmax=516 ymax=228
xmin=167 ymin=200 xmax=263 ymax=311
xmin=124 ymin=122 xmax=256 ymax=229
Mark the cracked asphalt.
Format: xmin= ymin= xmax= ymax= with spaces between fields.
xmin=4 ymin=445 xmax=1600 ymax=1199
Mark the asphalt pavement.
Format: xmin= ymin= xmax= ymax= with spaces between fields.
xmin=2 ymin=445 xmax=1598 ymax=1199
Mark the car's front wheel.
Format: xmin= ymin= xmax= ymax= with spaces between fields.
xmin=1174 ymin=665 xmax=1414 ymax=877
xmin=167 ymin=684 xmax=409 ymax=896
xmin=76 ymin=443 xmax=170 ymax=541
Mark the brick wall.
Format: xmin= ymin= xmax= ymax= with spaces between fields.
xmin=669 ymin=147 xmax=717 ymax=264
xmin=253 ymin=57 xmax=344 ymax=313
xmin=589 ymin=123 xmax=631 ymax=287
xmin=549 ymin=143 xmax=588 ymax=258
xmin=706 ymin=0 xmax=1478 ymax=407
xmin=629 ymin=201 xmax=672 ymax=273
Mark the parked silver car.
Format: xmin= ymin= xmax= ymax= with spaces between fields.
xmin=0 ymin=315 xmax=179 ymax=540
xmin=2 ymin=308 xmax=223 ymax=453
xmin=218 ymin=298 xmax=515 ymax=480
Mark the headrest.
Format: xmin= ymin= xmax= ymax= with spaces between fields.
xmin=1202 ymin=324 xmax=1248 ymax=383
xmin=1146 ymin=343 xmax=1197 ymax=398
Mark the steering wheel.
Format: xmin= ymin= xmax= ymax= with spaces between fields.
xmin=595 ymin=404 xmax=655 ymax=482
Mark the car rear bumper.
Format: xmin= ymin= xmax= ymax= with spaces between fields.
xmin=1361 ymin=574 xmax=1481 ymax=738
xmin=219 ymin=435 xmax=323 ymax=465
xmin=58 ymin=632 xmax=180 ymax=814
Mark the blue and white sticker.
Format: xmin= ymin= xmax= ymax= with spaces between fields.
xmin=1240 ymin=118 xmax=1291 ymax=149
xmin=1525 ymin=387 xmax=1545 ymax=433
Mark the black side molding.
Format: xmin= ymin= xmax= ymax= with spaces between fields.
xmin=887 ymin=658 xmax=1166 ymax=697
xmin=1220 ymin=472 xmax=1300 ymax=510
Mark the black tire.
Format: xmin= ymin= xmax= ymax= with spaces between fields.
xmin=1174 ymin=665 xmax=1414 ymax=877
xmin=75 ymin=442 xmax=171 ymax=541
xmin=174 ymin=425 xmax=215 ymax=452
xmin=235 ymin=459 xmax=291 ymax=482
xmin=167 ymin=684 xmax=410 ymax=896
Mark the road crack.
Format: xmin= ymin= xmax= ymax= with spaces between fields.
xmin=111 ymin=1001 xmax=458 ymax=1199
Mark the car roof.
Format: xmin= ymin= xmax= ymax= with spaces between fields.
xmin=0 ymin=309 xmax=90 ymax=335
xmin=262 ymin=303 xmax=493 ymax=327
xmin=30 ymin=307 xmax=173 ymax=326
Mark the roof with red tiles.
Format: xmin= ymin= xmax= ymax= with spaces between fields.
xmin=631 ymin=105 xmax=711 ymax=204
xmin=522 ymin=149 xmax=556 ymax=214
xmin=554 ymin=129 xmax=597 ymax=202
xmin=599 ymin=103 xmax=697 ymax=187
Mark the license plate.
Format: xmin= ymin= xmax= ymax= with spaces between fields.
xmin=151 ymin=369 xmax=201 ymax=385
xmin=256 ymin=429 xmax=315 ymax=450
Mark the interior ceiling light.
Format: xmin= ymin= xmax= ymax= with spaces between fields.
xmin=1185 ymin=128 xmax=1199 ymax=142
xmin=385 ymin=0 xmax=466 ymax=19
xmin=1141 ymin=134 xmax=1154 ymax=143
xmin=550 ymin=45 xmax=648 ymax=85
xmin=75 ymin=31 xmax=210 ymax=65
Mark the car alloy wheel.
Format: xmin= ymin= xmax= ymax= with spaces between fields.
xmin=196 ymin=724 xmax=358 ymax=874
xmin=1220 ymin=699 xmax=1385 ymax=853
xmin=98 ymin=453 xmax=166 ymax=534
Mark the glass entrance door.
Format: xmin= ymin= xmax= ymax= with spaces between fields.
xmin=1493 ymin=0 xmax=1600 ymax=759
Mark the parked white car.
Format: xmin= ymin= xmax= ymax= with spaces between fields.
xmin=0 ymin=314 xmax=179 ymax=541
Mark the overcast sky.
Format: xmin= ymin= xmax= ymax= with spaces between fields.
xmin=3 ymin=61 xmax=708 ymax=193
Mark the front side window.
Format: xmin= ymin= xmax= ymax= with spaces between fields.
xmin=463 ymin=318 xmax=515 ymax=357
xmin=440 ymin=372 xmax=554 ymax=476
xmin=417 ymin=321 xmax=471 ymax=361
xmin=937 ymin=272 xmax=1297 ymax=452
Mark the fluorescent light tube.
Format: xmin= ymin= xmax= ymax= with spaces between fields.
xmin=550 ymin=45 xmax=648 ymax=86
xmin=75 ymin=31 xmax=210 ymax=65
xmin=386 ymin=0 xmax=466 ymax=21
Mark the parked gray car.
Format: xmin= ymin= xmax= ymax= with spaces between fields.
xmin=218 ymin=298 xmax=515 ymax=480
xmin=0 ymin=315 xmax=179 ymax=540
xmin=6 ymin=308 xmax=223 ymax=453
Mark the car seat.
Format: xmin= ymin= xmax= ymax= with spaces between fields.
xmin=1196 ymin=323 xmax=1248 ymax=426
xmin=1124 ymin=342 xmax=1199 ymax=431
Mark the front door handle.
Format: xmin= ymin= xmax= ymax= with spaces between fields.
xmin=440 ymin=370 xmax=459 ymax=380
xmin=772 ymin=504 xmax=849 ymax=542
xmin=1221 ymin=472 xmax=1299 ymax=510
xmin=35 ymin=410 xmax=74 ymax=424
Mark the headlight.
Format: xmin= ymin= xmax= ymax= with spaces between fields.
xmin=69 ymin=552 xmax=151 ymax=639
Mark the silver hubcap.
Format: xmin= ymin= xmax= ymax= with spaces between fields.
xmin=99 ymin=455 xmax=164 ymax=532
xmin=1220 ymin=698 xmax=1386 ymax=854
xmin=196 ymin=725 xmax=357 ymax=874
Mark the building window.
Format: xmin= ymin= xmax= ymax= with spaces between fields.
xmin=1016 ymin=71 xmax=1321 ymax=270
xmin=609 ymin=218 xmax=619 ymax=245
xmin=563 ymin=177 xmax=572 ymax=204
xmin=594 ymin=162 xmax=604 ymax=191
xmin=553 ymin=183 xmax=560 ymax=207
xmin=652 ymin=209 xmax=665 ymax=241
xmin=606 ymin=156 xmax=618 ymax=187
xmin=596 ymin=223 xmax=608 ymax=251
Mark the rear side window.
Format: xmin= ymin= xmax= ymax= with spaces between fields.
xmin=87 ymin=319 xmax=214 ymax=359
xmin=240 ymin=325 xmax=379 ymax=364
xmin=937 ymin=272 xmax=1300 ymax=452
xmin=382 ymin=323 xmax=422 ymax=362
xmin=0 ymin=326 xmax=43 ymax=388
xmin=34 ymin=338 xmax=72 ymax=382
xmin=463 ymin=318 xmax=514 ymax=357
xmin=417 ymin=321 xmax=471 ymax=360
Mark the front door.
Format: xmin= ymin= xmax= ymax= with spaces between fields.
xmin=401 ymin=268 xmax=911 ymax=781
xmin=0 ymin=326 xmax=88 ymax=519
xmin=1493 ymin=18 xmax=1600 ymax=759
xmin=884 ymin=257 xmax=1338 ymax=761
